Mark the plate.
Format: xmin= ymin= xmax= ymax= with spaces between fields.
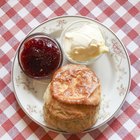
xmin=12 ymin=16 xmax=131 ymax=133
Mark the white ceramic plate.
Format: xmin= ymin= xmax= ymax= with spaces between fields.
xmin=12 ymin=16 xmax=131 ymax=133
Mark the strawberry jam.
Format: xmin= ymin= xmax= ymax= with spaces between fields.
xmin=18 ymin=34 xmax=62 ymax=78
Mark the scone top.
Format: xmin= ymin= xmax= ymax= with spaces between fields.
xmin=50 ymin=64 xmax=101 ymax=106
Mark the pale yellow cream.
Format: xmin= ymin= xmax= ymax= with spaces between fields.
xmin=64 ymin=23 xmax=109 ymax=62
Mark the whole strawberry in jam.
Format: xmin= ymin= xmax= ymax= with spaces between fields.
xmin=18 ymin=34 xmax=63 ymax=78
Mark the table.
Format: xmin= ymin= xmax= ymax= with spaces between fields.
xmin=0 ymin=0 xmax=140 ymax=140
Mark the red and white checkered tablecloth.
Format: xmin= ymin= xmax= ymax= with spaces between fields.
xmin=0 ymin=0 xmax=140 ymax=139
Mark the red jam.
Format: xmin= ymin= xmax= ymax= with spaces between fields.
xmin=19 ymin=36 xmax=62 ymax=78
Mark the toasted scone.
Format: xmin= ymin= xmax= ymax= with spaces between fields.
xmin=43 ymin=64 xmax=101 ymax=133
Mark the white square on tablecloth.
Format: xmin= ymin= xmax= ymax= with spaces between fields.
xmin=67 ymin=7 xmax=77 ymax=15
xmin=15 ymin=30 xmax=26 ymax=41
xmin=123 ymin=119 xmax=136 ymax=132
xmin=116 ymin=30 xmax=126 ymax=39
xmin=131 ymin=66 xmax=137 ymax=78
xmin=15 ymin=120 xmax=27 ymax=132
xmin=79 ymin=0 xmax=90 ymax=5
xmin=42 ymin=8 xmax=53 ymax=17
xmin=103 ymin=18 xmax=114 ymax=28
xmin=138 ymin=109 xmax=140 ymax=114
xmin=81 ymin=134 xmax=93 ymax=140
xmin=56 ymin=0 xmax=67 ymax=6
xmin=116 ymin=7 xmax=127 ymax=17
xmin=1 ymin=133 xmax=12 ymax=140
xmin=137 ymin=135 xmax=140 ymax=140
xmin=1 ymin=42 xmax=11 ymax=54
xmin=27 ymin=133 xmax=38 ymax=140
xmin=54 ymin=134 xmax=66 ymax=140
xmin=8 ymin=0 xmax=18 ymax=7
xmin=129 ymin=1 xmax=140 ymax=5
xmin=0 ymin=9 xmax=5 ymax=17
xmin=127 ymin=41 xmax=138 ymax=53
xmin=28 ymin=19 xmax=40 ymax=28
xmin=91 ymin=7 xmax=102 ymax=17
xmin=4 ymin=19 xmax=15 ymax=30
xmin=0 ymin=93 xmax=4 ymax=102
xmin=0 ymin=67 xmax=9 ymax=79
xmin=109 ymin=133 xmax=121 ymax=140
xmin=32 ymin=1 xmax=42 ymax=6
xmin=103 ymin=0 xmax=114 ymax=5
xmin=127 ymin=18 xmax=139 ymax=28
xmin=126 ymin=91 xmax=137 ymax=104
xmin=4 ymin=106 xmax=16 ymax=118
xmin=18 ymin=8 xmax=29 ymax=18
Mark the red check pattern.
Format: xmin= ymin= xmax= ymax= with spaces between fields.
xmin=0 ymin=0 xmax=140 ymax=140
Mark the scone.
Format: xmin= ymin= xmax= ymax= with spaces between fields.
xmin=43 ymin=64 xmax=101 ymax=133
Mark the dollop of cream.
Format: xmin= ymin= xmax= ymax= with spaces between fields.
xmin=64 ymin=23 xmax=109 ymax=62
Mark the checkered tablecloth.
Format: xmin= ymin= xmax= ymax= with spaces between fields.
xmin=0 ymin=0 xmax=140 ymax=139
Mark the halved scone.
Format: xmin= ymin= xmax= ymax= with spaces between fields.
xmin=43 ymin=64 xmax=101 ymax=133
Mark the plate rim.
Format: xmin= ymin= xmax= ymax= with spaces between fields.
xmin=11 ymin=15 xmax=131 ymax=133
